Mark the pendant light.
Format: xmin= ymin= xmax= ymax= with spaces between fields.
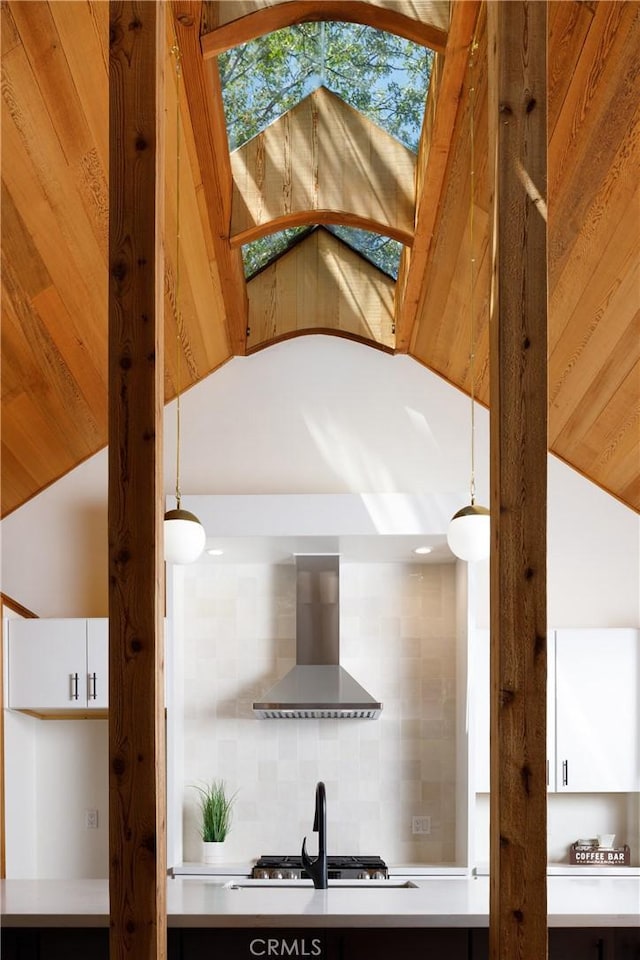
xmin=447 ymin=39 xmax=490 ymax=564
xmin=164 ymin=42 xmax=206 ymax=565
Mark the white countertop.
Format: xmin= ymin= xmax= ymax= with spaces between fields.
xmin=2 ymin=876 xmax=639 ymax=928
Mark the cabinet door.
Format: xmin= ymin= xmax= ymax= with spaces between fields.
xmin=549 ymin=928 xmax=614 ymax=960
xmin=8 ymin=619 xmax=87 ymax=710
xmin=87 ymin=618 xmax=108 ymax=708
xmin=473 ymin=629 xmax=555 ymax=792
xmin=555 ymin=628 xmax=640 ymax=792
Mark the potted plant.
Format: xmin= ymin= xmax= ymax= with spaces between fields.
xmin=194 ymin=779 xmax=236 ymax=864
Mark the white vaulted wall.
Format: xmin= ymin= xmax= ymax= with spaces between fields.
xmin=2 ymin=336 xmax=638 ymax=624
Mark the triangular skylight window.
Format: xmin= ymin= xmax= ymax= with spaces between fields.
xmin=242 ymin=226 xmax=402 ymax=281
xmin=219 ymin=22 xmax=433 ymax=152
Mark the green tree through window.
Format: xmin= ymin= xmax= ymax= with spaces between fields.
xmin=220 ymin=22 xmax=432 ymax=278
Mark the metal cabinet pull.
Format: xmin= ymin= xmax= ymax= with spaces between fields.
xmin=596 ymin=936 xmax=605 ymax=960
xmin=562 ymin=759 xmax=568 ymax=787
xmin=88 ymin=672 xmax=97 ymax=701
xmin=70 ymin=672 xmax=79 ymax=701
xmin=546 ymin=759 xmax=549 ymax=787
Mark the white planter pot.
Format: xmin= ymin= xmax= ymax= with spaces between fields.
xmin=202 ymin=840 xmax=226 ymax=864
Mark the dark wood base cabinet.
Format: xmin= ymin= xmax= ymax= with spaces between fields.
xmin=471 ymin=928 xmax=640 ymax=960
xmin=181 ymin=927 xmax=468 ymax=959
xmin=1 ymin=927 xmax=467 ymax=960
xmin=3 ymin=926 xmax=639 ymax=959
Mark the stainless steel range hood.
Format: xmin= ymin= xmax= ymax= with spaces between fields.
xmin=253 ymin=555 xmax=382 ymax=719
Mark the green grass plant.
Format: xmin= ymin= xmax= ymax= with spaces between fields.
xmin=194 ymin=780 xmax=236 ymax=842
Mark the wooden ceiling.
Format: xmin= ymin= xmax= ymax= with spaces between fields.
xmin=1 ymin=0 xmax=639 ymax=518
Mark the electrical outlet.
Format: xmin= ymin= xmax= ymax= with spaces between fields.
xmin=412 ymin=815 xmax=431 ymax=835
xmin=85 ymin=808 xmax=99 ymax=830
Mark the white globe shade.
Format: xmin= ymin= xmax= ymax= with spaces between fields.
xmin=164 ymin=509 xmax=206 ymax=564
xmin=447 ymin=504 xmax=490 ymax=562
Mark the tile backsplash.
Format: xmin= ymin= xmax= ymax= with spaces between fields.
xmin=181 ymin=560 xmax=457 ymax=865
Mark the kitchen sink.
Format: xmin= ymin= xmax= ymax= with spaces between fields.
xmin=225 ymin=879 xmax=419 ymax=889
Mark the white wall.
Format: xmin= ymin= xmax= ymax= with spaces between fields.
xmin=2 ymin=336 xmax=637 ymax=624
xmin=0 ymin=337 xmax=481 ymax=615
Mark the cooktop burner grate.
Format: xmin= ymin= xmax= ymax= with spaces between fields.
xmin=252 ymin=854 xmax=388 ymax=880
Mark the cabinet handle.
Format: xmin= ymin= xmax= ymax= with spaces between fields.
xmin=88 ymin=672 xmax=97 ymax=701
xmin=546 ymin=759 xmax=549 ymax=787
xmin=562 ymin=759 xmax=568 ymax=787
xmin=70 ymin=673 xmax=79 ymax=701
xmin=596 ymin=936 xmax=605 ymax=960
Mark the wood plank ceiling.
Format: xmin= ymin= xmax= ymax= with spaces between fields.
xmin=1 ymin=0 xmax=639 ymax=518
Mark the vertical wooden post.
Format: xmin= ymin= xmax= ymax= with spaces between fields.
xmin=108 ymin=2 xmax=166 ymax=958
xmin=487 ymin=2 xmax=548 ymax=959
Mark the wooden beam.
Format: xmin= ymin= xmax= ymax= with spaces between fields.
xmin=487 ymin=3 xmax=548 ymax=960
xmin=108 ymin=3 xmax=166 ymax=958
xmin=395 ymin=0 xmax=480 ymax=353
xmin=172 ymin=0 xmax=248 ymax=357
xmin=201 ymin=1 xmax=449 ymax=58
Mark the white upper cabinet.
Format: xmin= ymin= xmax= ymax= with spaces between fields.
xmin=472 ymin=627 xmax=639 ymax=794
xmin=7 ymin=618 xmax=108 ymax=713
xmin=86 ymin=618 xmax=108 ymax=709
xmin=554 ymin=628 xmax=640 ymax=793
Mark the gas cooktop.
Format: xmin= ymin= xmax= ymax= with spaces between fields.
xmin=252 ymin=855 xmax=388 ymax=880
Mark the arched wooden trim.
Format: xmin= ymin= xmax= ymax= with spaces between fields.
xmin=231 ymin=86 xmax=416 ymax=248
xmin=201 ymin=1 xmax=449 ymax=59
xmin=231 ymin=210 xmax=413 ymax=248
xmin=245 ymin=327 xmax=396 ymax=356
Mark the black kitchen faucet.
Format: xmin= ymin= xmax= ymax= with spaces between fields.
xmin=301 ymin=781 xmax=328 ymax=889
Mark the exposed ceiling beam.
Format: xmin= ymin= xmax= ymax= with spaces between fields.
xmin=172 ymin=0 xmax=248 ymax=356
xmin=201 ymin=1 xmax=449 ymax=58
xmin=394 ymin=0 xmax=480 ymax=353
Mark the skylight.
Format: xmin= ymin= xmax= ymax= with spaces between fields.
xmin=242 ymin=226 xmax=402 ymax=280
xmin=219 ymin=22 xmax=433 ymax=152
xmin=220 ymin=21 xmax=432 ymax=279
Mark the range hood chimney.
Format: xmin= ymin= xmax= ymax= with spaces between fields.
xmin=253 ymin=555 xmax=383 ymax=719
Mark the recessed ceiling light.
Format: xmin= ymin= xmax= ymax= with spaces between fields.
xmin=206 ymin=548 xmax=224 ymax=557
xmin=413 ymin=546 xmax=432 ymax=555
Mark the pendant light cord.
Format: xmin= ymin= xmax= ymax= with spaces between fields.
xmin=468 ymin=38 xmax=479 ymax=508
xmin=171 ymin=41 xmax=183 ymax=511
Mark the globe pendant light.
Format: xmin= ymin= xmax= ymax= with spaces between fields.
xmin=447 ymin=39 xmax=490 ymax=563
xmin=164 ymin=505 xmax=206 ymax=565
xmin=447 ymin=502 xmax=490 ymax=563
xmin=163 ymin=42 xmax=205 ymax=565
